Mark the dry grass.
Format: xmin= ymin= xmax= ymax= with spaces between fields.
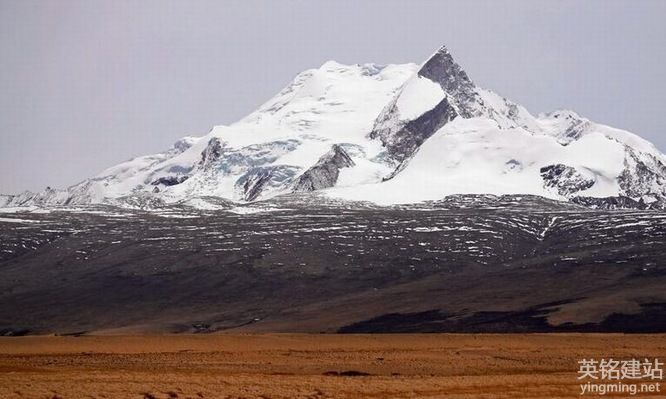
xmin=0 ymin=334 xmax=665 ymax=398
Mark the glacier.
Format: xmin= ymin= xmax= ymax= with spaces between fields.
xmin=3 ymin=45 xmax=666 ymax=209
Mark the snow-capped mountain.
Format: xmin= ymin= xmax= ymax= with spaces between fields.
xmin=3 ymin=45 xmax=666 ymax=209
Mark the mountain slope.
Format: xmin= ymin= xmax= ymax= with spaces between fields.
xmin=3 ymin=45 xmax=665 ymax=209
xmin=2 ymin=197 xmax=666 ymax=334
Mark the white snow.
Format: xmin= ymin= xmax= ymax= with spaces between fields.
xmin=327 ymin=118 xmax=628 ymax=205
xmin=395 ymin=76 xmax=445 ymax=120
xmin=77 ymin=61 xmax=418 ymax=204
xmin=0 ymin=217 xmax=40 ymax=223
xmin=3 ymin=50 xmax=665 ymax=209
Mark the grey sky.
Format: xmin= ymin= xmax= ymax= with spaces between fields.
xmin=1 ymin=0 xmax=665 ymax=194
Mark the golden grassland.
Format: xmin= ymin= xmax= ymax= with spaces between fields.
xmin=1 ymin=333 xmax=665 ymax=398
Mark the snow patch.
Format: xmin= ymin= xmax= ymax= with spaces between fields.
xmin=396 ymin=76 xmax=445 ymax=120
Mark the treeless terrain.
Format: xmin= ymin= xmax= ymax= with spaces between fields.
xmin=3 ymin=204 xmax=666 ymax=336
xmin=0 ymin=334 xmax=665 ymax=399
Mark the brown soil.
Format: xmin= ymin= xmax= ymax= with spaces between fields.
xmin=0 ymin=334 xmax=664 ymax=398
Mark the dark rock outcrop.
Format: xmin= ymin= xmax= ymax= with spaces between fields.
xmin=618 ymin=148 xmax=666 ymax=200
xmin=235 ymin=166 xmax=299 ymax=201
xmin=199 ymin=138 xmax=300 ymax=174
xmin=417 ymin=46 xmax=479 ymax=118
xmin=293 ymin=145 xmax=355 ymax=192
xmin=199 ymin=138 xmax=223 ymax=170
xmin=372 ymin=97 xmax=458 ymax=165
xmin=369 ymin=47 xmax=470 ymax=165
xmin=151 ymin=175 xmax=189 ymax=187
xmin=540 ymin=164 xmax=595 ymax=196
xmin=570 ymin=195 xmax=646 ymax=210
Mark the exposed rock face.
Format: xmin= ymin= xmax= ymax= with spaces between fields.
xmin=368 ymin=46 xmax=531 ymax=169
xmin=199 ymin=138 xmax=300 ymax=174
xmin=619 ymin=148 xmax=666 ymax=201
xmin=235 ymin=166 xmax=299 ymax=201
xmin=570 ymin=196 xmax=647 ymax=210
xmin=540 ymin=164 xmax=595 ymax=196
xmin=417 ymin=46 xmax=479 ymax=118
xmin=569 ymin=195 xmax=666 ymax=210
xmin=197 ymin=138 xmax=302 ymax=201
xmin=373 ymin=97 xmax=458 ymax=165
xmin=199 ymin=138 xmax=223 ymax=170
xmin=293 ymin=145 xmax=355 ymax=192
xmin=369 ymin=47 xmax=470 ymax=165
xmin=151 ymin=175 xmax=189 ymax=187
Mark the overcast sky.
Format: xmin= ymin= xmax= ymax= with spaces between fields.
xmin=1 ymin=0 xmax=665 ymax=194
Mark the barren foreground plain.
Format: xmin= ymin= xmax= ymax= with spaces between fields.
xmin=1 ymin=334 xmax=665 ymax=399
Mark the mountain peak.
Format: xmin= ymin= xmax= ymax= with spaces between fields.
xmin=418 ymin=45 xmax=474 ymax=91
xmin=3 ymin=47 xmax=666 ymax=210
xmin=433 ymin=44 xmax=452 ymax=56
